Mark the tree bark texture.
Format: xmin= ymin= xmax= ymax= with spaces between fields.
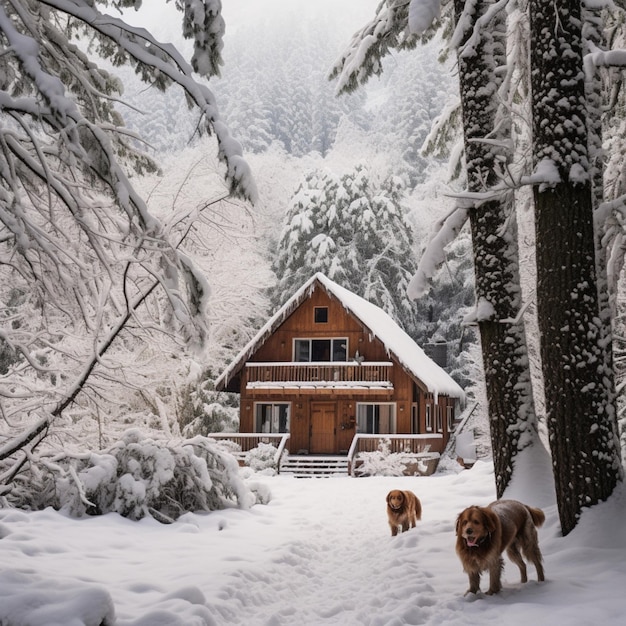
xmin=529 ymin=0 xmax=622 ymax=535
xmin=454 ymin=0 xmax=540 ymax=497
xmin=582 ymin=7 xmax=617 ymax=440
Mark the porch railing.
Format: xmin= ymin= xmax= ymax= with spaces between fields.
xmin=206 ymin=433 xmax=290 ymax=471
xmin=245 ymin=361 xmax=393 ymax=386
xmin=207 ymin=432 xmax=443 ymax=477
xmin=347 ymin=433 xmax=443 ymax=476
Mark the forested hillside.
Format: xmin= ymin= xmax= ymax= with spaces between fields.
xmin=118 ymin=0 xmax=471 ymax=411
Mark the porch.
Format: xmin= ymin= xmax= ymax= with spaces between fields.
xmin=206 ymin=433 xmax=443 ymax=477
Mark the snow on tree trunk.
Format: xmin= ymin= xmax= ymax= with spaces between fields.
xmin=453 ymin=0 xmax=541 ymax=497
xmin=582 ymin=7 xmax=620 ymax=461
xmin=529 ymin=0 xmax=622 ymax=535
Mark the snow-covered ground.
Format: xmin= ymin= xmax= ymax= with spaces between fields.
xmin=1 ymin=460 xmax=625 ymax=625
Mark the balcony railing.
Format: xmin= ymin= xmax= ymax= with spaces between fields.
xmin=245 ymin=361 xmax=393 ymax=388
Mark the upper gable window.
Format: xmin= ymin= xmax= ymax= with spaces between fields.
xmin=294 ymin=338 xmax=347 ymax=362
xmin=314 ymin=307 xmax=328 ymax=323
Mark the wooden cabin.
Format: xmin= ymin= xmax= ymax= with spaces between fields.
xmin=215 ymin=273 xmax=465 ymax=457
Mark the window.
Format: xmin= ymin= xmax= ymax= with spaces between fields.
xmin=447 ymin=404 xmax=455 ymax=432
xmin=255 ymin=403 xmax=290 ymax=433
xmin=436 ymin=405 xmax=443 ymax=433
xmin=411 ymin=403 xmax=419 ymax=434
xmin=356 ymin=403 xmax=396 ymax=434
xmin=294 ymin=338 xmax=347 ymax=362
xmin=425 ymin=404 xmax=432 ymax=432
xmin=314 ymin=307 xmax=328 ymax=323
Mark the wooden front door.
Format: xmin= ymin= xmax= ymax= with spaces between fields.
xmin=310 ymin=402 xmax=336 ymax=453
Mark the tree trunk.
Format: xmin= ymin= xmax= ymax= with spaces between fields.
xmin=454 ymin=0 xmax=541 ymax=496
xmin=529 ymin=0 xmax=622 ymax=535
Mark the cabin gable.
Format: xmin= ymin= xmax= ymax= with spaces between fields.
xmin=252 ymin=288 xmax=389 ymax=364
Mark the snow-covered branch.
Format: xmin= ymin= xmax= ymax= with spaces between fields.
xmin=585 ymin=40 xmax=626 ymax=71
xmin=0 ymin=1 xmax=262 ymax=489
xmin=329 ymin=0 xmax=445 ymax=95
xmin=450 ymin=0 xmax=509 ymax=58
xmin=39 ymin=0 xmax=256 ymax=202
xmin=407 ymin=206 xmax=468 ymax=299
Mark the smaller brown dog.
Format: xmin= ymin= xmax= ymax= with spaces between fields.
xmin=455 ymin=499 xmax=545 ymax=595
xmin=386 ymin=489 xmax=422 ymax=536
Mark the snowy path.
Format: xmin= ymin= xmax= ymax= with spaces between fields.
xmin=204 ymin=476 xmax=455 ymax=625
xmin=1 ymin=461 xmax=626 ymax=625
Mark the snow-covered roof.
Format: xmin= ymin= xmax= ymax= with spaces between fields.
xmin=215 ymin=273 xmax=465 ymax=401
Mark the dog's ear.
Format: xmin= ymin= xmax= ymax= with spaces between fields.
xmin=455 ymin=512 xmax=463 ymax=536
xmin=386 ymin=492 xmax=391 ymax=504
xmin=483 ymin=508 xmax=498 ymax=534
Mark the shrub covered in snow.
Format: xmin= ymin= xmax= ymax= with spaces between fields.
xmin=355 ymin=438 xmax=434 ymax=477
xmin=6 ymin=430 xmax=257 ymax=523
xmin=210 ymin=437 xmax=243 ymax=457
xmin=178 ymin=377 xmax=240 ymax=438
xmin=357 ymin=453 xmax=413 ymax=477
xmin=244 ymin=442 xmax=283 ymax=474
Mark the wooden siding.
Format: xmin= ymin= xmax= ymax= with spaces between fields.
xmin=233 ymin=285 xmax=457 ymax=455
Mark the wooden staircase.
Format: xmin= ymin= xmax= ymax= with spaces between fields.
xmin=280 ymin=455 xmax=349 ymax=478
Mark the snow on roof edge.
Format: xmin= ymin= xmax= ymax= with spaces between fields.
xmin=314 ymin=274 xmax=465 ymax=401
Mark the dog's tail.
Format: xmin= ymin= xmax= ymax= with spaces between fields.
xmin=526 ymin=506 xmax=545 ymax=528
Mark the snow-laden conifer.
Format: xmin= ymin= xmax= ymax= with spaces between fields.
xmin=270 ymin=166 xmax=421 ymax=338
xmin=331 ymin=0 xmax=545 ymax=498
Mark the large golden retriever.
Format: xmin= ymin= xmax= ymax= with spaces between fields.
xmin=386 ymin=489 xmax=422 ymax=536
xmin=455 ymin=499 xmax=545 ymax=595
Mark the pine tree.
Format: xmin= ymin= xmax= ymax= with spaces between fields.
xmin=452 ymin=0 xmax=543 ymax=497
xmin=411 ymin=227 xmax=475 ymax=386
xmin=270 ymin=166 xmax=421 ymax=336
xmin=376 ymin=49 xmax=453 ymax=187
xmin=212 ymin=12 xmax=368 ymax=158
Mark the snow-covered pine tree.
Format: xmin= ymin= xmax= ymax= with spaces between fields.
xmin=358 ymin=175 xmax=416 ymax=319
xmin=212 ymin=11 xmax=368 ymax=158
xmin=375 ymin=49 xmax=454 ymax=187
xmin=411 ymin=227 xmax=475 ymax=387
xmin=269 ymin=166 xmax=421 ymax=338
xmin=451 ymin=0 xmax=543 ymax=497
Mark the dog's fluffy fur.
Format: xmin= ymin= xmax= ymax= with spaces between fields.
xmin=455 ymin=499 xmax=545 ymax=595
xmin=386 ymin=489 xmax=422 ymax=536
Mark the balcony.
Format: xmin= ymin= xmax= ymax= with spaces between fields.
xmin=244 ymin=361 xmax=393 ymax=395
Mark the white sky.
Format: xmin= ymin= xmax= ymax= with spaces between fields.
xmin=122 ymin=0 xmax=381 ymax=50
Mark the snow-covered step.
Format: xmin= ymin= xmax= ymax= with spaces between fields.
xmin=280 ymin=455 xmax=349 ymax=478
